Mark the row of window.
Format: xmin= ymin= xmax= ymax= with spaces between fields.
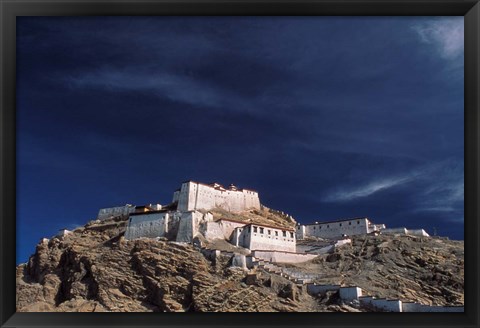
xmin=297 ymin=220 xmax=362 ymax=230
xmin=249 ymin=226 xmax=294 ymax=238
xmin=251 ymin=234 xmax=295 ymax=242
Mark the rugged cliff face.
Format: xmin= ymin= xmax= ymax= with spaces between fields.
xmin=16 ymin=214 xmax=463 ymax=312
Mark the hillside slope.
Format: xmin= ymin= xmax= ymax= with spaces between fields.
xmin=16 ymin=214 xmax=463 ymax=312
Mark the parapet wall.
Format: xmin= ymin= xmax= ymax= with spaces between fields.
xmin=402 ymin=302 xmax=464 ymax=312
xmin=359 ymin=297 xmax=403 ymax=312
xmin=307 ymin=284 xmax=341 ymax=295
xmin=298 ymin=218 xmax=370 ymax=240
xmin=382 ymin=228 xmax=430 ymax=237
xmin=98 ymin=205 xmax=135 ymax=220
xmin=125 ymin=212 xmax=169 ymax=240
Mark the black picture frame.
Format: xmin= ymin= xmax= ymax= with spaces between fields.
xmin=1 ymin=1 xmax=478 ymax=327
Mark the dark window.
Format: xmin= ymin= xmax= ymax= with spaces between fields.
xmin=260 ymin=227 xmax=264 ymax=234
xmin=282 ymin=231 xmax=287 ymax=237
xmin=268 ymin=230 xmax=271 ymax=235
xmin=290 ymin=232 xmax=294 ymax=238
xmin=339 ymin=223 xmax=342 ymax=226
xmin=349 ymin=222 xmax=352 ymax=225
xmin=313 ymin=226 xmax=316 ymax=230
xmin=357 ymin=221 xmax=360 ymax=224
xmin=253 ymin=226 xmax=258 ymax=233
xmin=327 ymin=225 xmax=329 ymax=228
xmin=275 ymin=231 xmax=278 ymax=236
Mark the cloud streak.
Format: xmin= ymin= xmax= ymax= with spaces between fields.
xmin=412 ymin=18 xmax=464 ymax=60
xmin=322 ymin=176 xmax=412 ymax=202
xmin=322 ymin=160 xmax=463 ymax=211
xmin=67 ymin=69 xmax=247 ymax=111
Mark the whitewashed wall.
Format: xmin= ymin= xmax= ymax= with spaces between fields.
xmin=125 ymin=212 xmax=168 ymax=240
xmin=238 ymin=225 xmax=296 ymax=252
xmin=382 ymin=227 xmax=408 ymax=234
xmin=98 ymin=205 xmax=135 ymax=220
xmin=176 ymin=210 xmax=207 ymax=243
xmin=205 ymin=220 xmax=245 ymax=241
xmin=177 ymin=181 xmax=261 ymax=213
xmin=301 ymin=218 xmax=370 ymax=239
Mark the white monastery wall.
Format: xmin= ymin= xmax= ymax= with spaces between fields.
xmin=298 ymin=218 xmax=384 ymax=240
xmin=205 ymin=220 xmax=245 ymax=241
xmin=204 ymin=222 xmax=224 ymax=240
xmin=176 ymin=210 xmax=209 ymax=243
xmin=125 ymin=212 xmax=169 ymax=240
xmin=176 ymin=181 xmax=260 ymax=213
xmin=98 ymin=205 xmax=135 ymax=220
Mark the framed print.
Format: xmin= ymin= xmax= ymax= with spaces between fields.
xmin=1 ymin=0 xmax=479 ymax=328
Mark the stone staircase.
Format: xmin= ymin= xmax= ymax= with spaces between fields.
xmin=252 ymin=258 xmax=317 ymax=285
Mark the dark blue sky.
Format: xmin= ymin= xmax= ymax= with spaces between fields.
xmin=16 ymin=16 xmax=464 ymax=264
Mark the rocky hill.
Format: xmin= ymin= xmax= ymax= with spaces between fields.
xmin=16 ymin=213 xmax=463 ymax=312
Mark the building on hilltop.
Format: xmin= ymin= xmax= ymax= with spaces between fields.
xmin=173 ymin=181 xmax=261 ymax=213
xmin=99 ymin=180 xmax=429 ymax=262
xmin=296 ymin=217 xmax=386 ymax=240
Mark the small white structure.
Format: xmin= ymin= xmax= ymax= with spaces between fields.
xmin=56 ymin=229 xmax=72 ymax=238
xmin=296 ymin=217 xmax=385 ymax=240
xmin=175 ymin=181 xmax=260 ymax=213
xmin=339 ymin=286 xmax=363 ymax=301
xmin=232 ymin=223 xmax=296 ymax=252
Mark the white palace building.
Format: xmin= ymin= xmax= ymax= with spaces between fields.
xmin=97 ymin=180 xmax=429 ymax=256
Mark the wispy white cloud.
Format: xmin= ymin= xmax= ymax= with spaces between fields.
xmin=322 ymin=160 xmax=463 ymax=208
xmin=323 ymin=176 xmax=412 ymax=202
xmin=65 ymin=69 xmax=255 ymax=114
xmin=412 ymin=18 xmax=464 ymax=60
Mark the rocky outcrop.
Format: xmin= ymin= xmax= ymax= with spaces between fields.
xmin=16 ymin=215 xmax=463 ymax=312
xmin=279 ymin=234 xmax=464 ymax=306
